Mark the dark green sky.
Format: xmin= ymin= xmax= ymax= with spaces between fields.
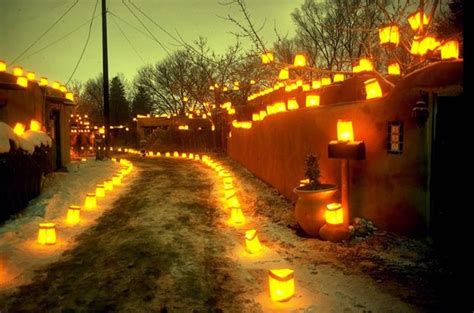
xmin=0 ymin=0 xmax=303 ymax=85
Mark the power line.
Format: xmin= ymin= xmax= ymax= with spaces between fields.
xmin=66 ymin=0 xmax=99 ymax=84
xmin=110 ymin=14 xmax=147 ymax=64
xmin=121 ymin=0 xmax=171 ymax=55
xmin=19 ymin=14 xmax=100 ymax=63
xmin=10 ymin=0 xmax=80 ymax=65
xmin=108 ymin=11 xmax=156 ymax=42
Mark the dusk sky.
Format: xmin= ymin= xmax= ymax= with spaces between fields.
xmin=0 ymin=0 xmax=303 ymax=85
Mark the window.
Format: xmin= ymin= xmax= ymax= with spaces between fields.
xmin=387 ymin=121 xmax=403 ymax=154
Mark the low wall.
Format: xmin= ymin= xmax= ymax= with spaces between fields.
xmin=228 ymin=61 xmax=463 ymax=236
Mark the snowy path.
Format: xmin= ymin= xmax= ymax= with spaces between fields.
xmin=0 ymin=156 xmax=440 ymax=312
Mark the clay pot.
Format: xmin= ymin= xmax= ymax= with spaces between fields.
xmin=293 ymin=184 xmax=337 ymax=237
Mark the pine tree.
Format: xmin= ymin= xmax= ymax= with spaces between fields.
xmin=109 ymin=76 xmax=130 ymax=125
xmin=131 ymin=85 xmax=153 ymax=116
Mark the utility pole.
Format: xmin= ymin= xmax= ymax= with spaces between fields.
xmin=102 ymin=0 xmax=110 ymax=157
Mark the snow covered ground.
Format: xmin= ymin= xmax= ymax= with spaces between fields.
xmin=0 ymin=157 xmax=138 ymax=290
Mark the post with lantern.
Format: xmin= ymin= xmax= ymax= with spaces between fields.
xmin=323 ymin=120 xmax=366 ymax=242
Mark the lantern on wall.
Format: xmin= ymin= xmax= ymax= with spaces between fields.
xmin=230 ymin=207 xmax=245 ymax=224
xmin=245 ymin=229 xmax=262 ymax=254
xmin=410 ymin=36 xmax=422 ymax=55
xmin=419 ymin=35 xmax=440 ymax=55
xmin=337 ymin=120 xmax=354 ymax=142
xmin=388 ymin=62 xmax=401 ymax=76
xmin=65 ymin=92 xmax=74 ymax=101
xmin=38 ymin=223 xmax=57 ymax=245
xmin=278 ymin=68 xmax=289 ymax=80
xmin=359 ymin=58 xmax=373 ymax=72
xmin=275 ymin=102 xmax=286 ymax=113
xmin=173 ymin=151 xmax=179 ymax=157
xmin=287 ymin=98 xmax=299 ymax=111
xmin=261 ymin=52 xmax=274 ymax=64
xmin=16 ymin=76 xmax=28 ymax=88
xmin=181 ymin=152 xmax=187 ymax=158
xmin=39 ymin=77 xmax=48 ymax=86
xmin=378 ymin=24 xmax=400 ymax=47
xmin=305 ymin=95 xmax=320 ymax=108
xmin=364 ymin=78 xmax=383 ymax=99
xmin=189 ymin=153 xmax=194 ymax=159
xmin=440 ymin=39 xmax=459 ymax=60
xmin=26 ymin=71 xmax=36 ymax=81
xmin=66 ymin=205 xmax=81 ymax=225
xmin=52 ymin=81 xmax=60 ymax=90
xmin=252 ymin=113 xmax=260 ymax=122
xmin=0 ymin=60 xmax=6 ymax=72
xmin=259 ymin=110 xmax=267 ymax=120
xmin=321 ymin=77 xmax=331 ymax=86
xmin=165 ymin=152 xmax=171 ymax=157
xmin=325 ymin=203 xmax=343 ymax=225
xmin=268 ymin=269 xmax=295 ymax=302
xmin=293 ymin=54 xmax=306 ymax=67
xmin=30 ymin=119 xmax=41 ymax=131
xmin=84 ymin=193 xmax=97 ymax=210
xmin=13 ymin=123 xmax=25 ymax=136
xmin=96 ymin=184 xmax=105 ymax=198
xmin=333 ymin=74 xmax=344 ymax=82
xmin=407 ymin=10 xmax=429 ymax=31
xmin=195 ymin=154 xmax=200 ymax=160
xmin=312 ymin=80 xmax=321 ymax=89
xmin=12 ymin=66 xmax=23 ymax=76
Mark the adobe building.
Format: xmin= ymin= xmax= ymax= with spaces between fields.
xmin=0 ymin=69 xmax=74 ymax=169
xmin=228 ymin=60 xmax=463 ymax=237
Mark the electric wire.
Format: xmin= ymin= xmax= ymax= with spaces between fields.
xmin=110 ymin=14 xmax=147 ymax=64
xmin=107 ymin=11 xmax=156 ymax=42
xmin=19 ymin=14 xmax=100 ymax=62
xmin=9 ymin=0 xmax=80 ymax=65
xmin=121 ymin=0 xmax=171 ymax=55
xmin=65 ymin=0 xmax=99 ymax=85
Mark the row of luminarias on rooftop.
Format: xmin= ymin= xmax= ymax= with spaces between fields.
xmin=0 ymin=61 xmax=74 ymax=101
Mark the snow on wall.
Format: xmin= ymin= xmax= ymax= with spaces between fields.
xmin=0 ymin=122 xmax=52 ymax=154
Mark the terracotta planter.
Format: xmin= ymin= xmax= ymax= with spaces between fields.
xmin=293 ymin=184 xmax=337 ymax=237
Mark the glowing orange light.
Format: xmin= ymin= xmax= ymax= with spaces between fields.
xmin=245 ymin=229 xmax=262 ymax=253
xmin=312 ymin=80 xmax=321 ymax=89
xmin=337 ymin=120 xmax=354 ymax=142
xmin=325 ymin=203 xmax=343 ymax=225
xmin=39 ymin=77 xmax=48 ymax=86
xmin=261 ymin=52 xmax=274 ymax=64
xmin=440 ymin=40 xmax=459 ymax=60
xmin=252 ymin=113 xmax=260 ymax=122
xmin=410 ymin=36 xmax=422 ymax=55
xmin=275 ymin=102 xmax=286 ymax=113
xmin=259 ymin=110 xmax=267 ymax=120
xmin=0 ymin=60 xmax=6 ymax=72
xmin=305 ymin=95 xmax=320 ymax=108
xmin=226 ymin=194 xmax=240 ymax=208
xmin=293 ymin=54 xmax=306 ymax=67
xmin=173 ymin=151 xmax=179 ymax=158
xmin=333 ymin=74 xmax=344 ymax=82
xmin=50 ymin=81 xmax=60 ymax=90
xmin=321 ymin=77 xmax=331 ymax=86
xmin=13 ymin=66 xmax=23 ymax=76
xmin=388 ymin=62 xmax=401 ymax=76
xmin=287 ymin=98 xmax=299 ymax=111
xmin=299 ymin=178 xmax=309 ymax=186
xmin=65 ymin=92 xmax=74 ymax=101
xmin=66 ymin=205 xmax=81 ymax=225
xmin=278 ymin=68 xmax=289 ymax=80
xmin=13 ymin=123 xmax=25 ymax=136
xmin=378 ymin=24 xmax=399 ymax=46
xmin=364 ymin=78 xmax=383 ymax=99
xmin=104 ymin=180 xmax=114 ymax=191
xmin=230 ymin=207 xmax=245 ymax=224
xmin=84 ymin=193 xmax=97 ymax=210
xmin=30 ymin=119 xmax=41 ymax=131
xmin=59 ymin=85 xmax=67 ymax=93
xmin=407 ymin=10 xmax=429 ymax=31
xmin=16 ymin=76 xmax=28 ymax=88
xmin=419 ymin=36 xmax=440 ymax=55
xmin=268 ymin=269 xmax=295 ymax=302
xmin=38 ymin=223 xmax=57 ymax=245
xmin=26 ymin=71 xmax=36 ymax=81
xmin=359 ymin=58 xmax=373 ymax=72
xmin=165 ymin=152 xmax=171 ymax=157
xmin=96 ymin=184 xmax=105 ymax=198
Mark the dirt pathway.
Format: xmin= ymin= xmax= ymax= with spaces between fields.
xmin=0 ymin=157 xmax=254 ymax=312
xmin=0 ymin=156 xmax=446 ymax=312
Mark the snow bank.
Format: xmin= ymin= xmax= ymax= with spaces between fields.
xmin=0 ymin=158 xmax=138 ymax=290
xmin=22 ymin=130 xmax=52 ymax=147
xmin=0 ymin=122 xmax=19 ymax=153
xmin=0 ymin=122 xmax=52 ymax=154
